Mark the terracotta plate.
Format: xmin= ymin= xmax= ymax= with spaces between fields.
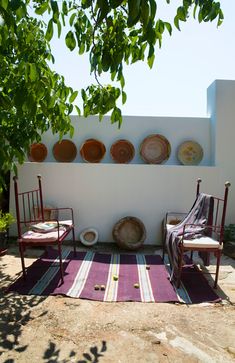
xmin=28 ymin=143 xmax=47 ymax=162
xmin=80 ymin=139 xmax=106 ymax=163
xmin=140 ymin=134 xmax=171 ymax=164
xmin=110 ymin=139 xmax=135 ymax=163
xmin=112 ymin=216 xmax=146 ymax=251
xmin=53 ymin=140 xmax=77 ymax=162
xmin=177 ymin=140 xmax=203 ymax=165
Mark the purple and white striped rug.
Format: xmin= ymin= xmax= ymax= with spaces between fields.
xmin=7 ymin=248 xmax=220 ymax=304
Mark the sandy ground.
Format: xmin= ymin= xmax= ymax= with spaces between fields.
xmin=0 ymin=244 xmax=235 ymax=363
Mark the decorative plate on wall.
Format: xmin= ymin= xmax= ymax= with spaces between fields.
xmin=28 ymin=143 xmax=48 ymax=162
xmin=53 ymin=140 xmax=77 ymax=162
xmin=140 ymin=134 xmax=171 ymax=164
xmin=112 ymin=216 xmax=146 ymax=251
xmin=177 ymin=140 xmax=203 ymax=165
xmin=80 ymin=138 xmax=106 ymax=163
xmin=110 ymin=139 xmax=135 ymax=163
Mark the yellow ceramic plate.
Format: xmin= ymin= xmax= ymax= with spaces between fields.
xmin=177 ymin=140 xmax=203 ymax=165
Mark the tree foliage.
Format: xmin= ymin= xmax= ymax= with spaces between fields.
xmin=0 ymin=0 xmax=223 ymax=188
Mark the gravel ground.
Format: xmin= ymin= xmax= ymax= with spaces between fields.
xmin=0 ymin=244 xmax=235 ymax=363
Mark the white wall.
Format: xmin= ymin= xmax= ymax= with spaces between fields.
xmin=9 ymin=80 xmax=235 ymax=245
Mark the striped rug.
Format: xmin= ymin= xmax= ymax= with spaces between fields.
xmin=7 ymin=248 xmax=220 ymax=304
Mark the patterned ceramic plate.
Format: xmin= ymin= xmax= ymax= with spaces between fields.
xmin=28 ymin=143 xmax=48 ymax=162
xmin=140 ymin=134 xmax=171 ymax=164
xmin=80 ymin=138 xmax=106 ymax=163
xmin=110 ymin=139 xmax=135 ymax=163
xmin=53 ymin=140 xmax=77 ymax=162
xmin=177 ymin=140 xmax=203 ymax=165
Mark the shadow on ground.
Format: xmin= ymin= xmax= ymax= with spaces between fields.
xmin=0 ymin=249 xmax=108 ymax=363
xmin=42 ymin=340 xmax=107 ymax=363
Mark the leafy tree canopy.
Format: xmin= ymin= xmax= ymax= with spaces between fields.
xmin=0 ymin=0 xmax=223 ymax=188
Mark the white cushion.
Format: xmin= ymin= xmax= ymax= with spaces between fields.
xmin=182 ymin=236 xmax=223 ymax=249
xmin=21 ymin=229 xmax=66 ymax=242
xmin=166 ymin=224 xmax=174 ymax=231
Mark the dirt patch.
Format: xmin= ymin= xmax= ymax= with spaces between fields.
xmin=0 ymin=245 xmax=235 ymax=363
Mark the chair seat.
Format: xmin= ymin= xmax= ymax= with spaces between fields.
xmin=21 ymin=229 xmax=66 ymax=243
xmin=182 ymin=236 xmax=223 ymax=249
xmin=21 ymin=220 xmax=73 ymax=243
xmin=166 ymin=224 xmax=222 ymax=249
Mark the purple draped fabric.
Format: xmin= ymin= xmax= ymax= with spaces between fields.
xmin=165 ymin=193 xmax=214 ymax=282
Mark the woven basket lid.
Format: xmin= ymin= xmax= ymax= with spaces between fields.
xmin=53 ymin=140 xmax=77 ymax=162
xmin=28 ymin=143 xmax=47 ymax=162
xmin=140 ymin=134 xmax=171 ymax=164
xmin=112 ymin=216 xmax=146 ymax=250
xmin=110 ymin=139 xmax=135 ymax=164
xmin=80 ymin=138 xmax=106 ymax=163
xmin=177 ymin=140 xmax=203 ymax=165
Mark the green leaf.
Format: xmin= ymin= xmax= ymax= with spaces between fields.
xmin=101 ymin=50 xmax=111 ymax=72
xmin=127 ymin=0 xmax=141 ymax=26
xmin=79 ymin=42 xmax=85 ymax=55
xmin=65 ymin=31 xmax=76 ymax=51
xmin=35 ymin=2 xmax=49 ymax=15
xmin=177 ymin=6 xmax=186 ymax=21
xmin=141 ymin=0 xmax=150 ymax=29
xmin=122 ymin=91 xmax=127 ymax=104
xmin=15 ymin=3 xmax=27 ymax=21
xmin=147 ymin=53 xmax=155 ymax=68
xmin=62 ymin=0 xmax=68 ymax=15
xmin=147 ymin=45 xmax=155 ymax=68
xmin=51 ymin=0 xmax=59 ymax=23
xmin=198 ymin=9 xmax=203 ymax=23
xmin=149 ymin=0 xmax=157 ymax=20
xmin=97 ymin=0 xmax=110 ymax=24
xmin=217 ymin=9 xmax=224 ymax=27
xmin=69 ymin=125 xmax=74 ymax=138
xmin=120 ymin=74 xmax=125 ymax=89
xmin=81 ymin=89 xmax=87 ymax=101
xmin=75 ymin=105 xmax=81 ymax=116
xmin=174 ymin=16 xmax=180 ymax=30
xmin=0 ymin=0 xmax=8 ymax=10
xmin=29 ymin=63 xmax=37 ymax=82
xmin=156 ymin=32 xmax=162 ymax=47
xmin=69 ymin=13 xmax=76 ymax=27
xmin=69 ymin=91 xmax=78 ymax=103
xmin=57 ymin=20 xmax=62 ymax=38
xmin=45 ymin=19 xmax=54 ymax=41
xmin=110 ymin=0 xmax=123 ymax=8
xmin=164 ymin=22 xmax=172 ymax=35
xmin=10 ymin=0 xmax=21 ymax=11
xmin=193 ymin=4 xmax=198 ymax=19
xmin=156 ymin=19 xmax=165 ymax=34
